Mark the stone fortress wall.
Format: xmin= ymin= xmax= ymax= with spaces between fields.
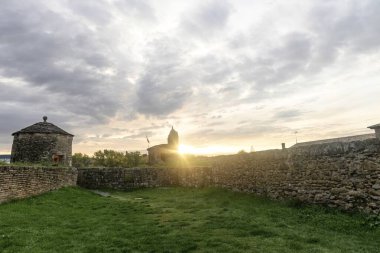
xmin=1 ymin=138 xmax=379 ymax=214
xmin=207 ymin=138 xmax=380 ymax=213
xmin=77 ymin=138 xmax=380 ymax=214
xmin=0 ymin=166 xmax=77 ymax=203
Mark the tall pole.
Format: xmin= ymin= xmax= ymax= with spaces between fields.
xmin=146 ymin=135 xmax=150 ymax=149
xmin=294 ymin=131 xmax=298 ymax=144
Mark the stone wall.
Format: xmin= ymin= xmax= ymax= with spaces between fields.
xmin=2 ymin=138 xmax=378 ymax=213
xmin=77 ymin=138 xmax=380 ymax=213
xmin=0 ymin=166 xmax=77 ymax=203
xmin=77 ymin=167 xmax=179 ymax=189
xmin=207 ymin=138 xmax=380 ymax=213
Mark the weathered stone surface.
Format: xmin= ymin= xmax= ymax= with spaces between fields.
xmin=370 ymin=190 xmax=380 ymax=196
xmin=11 ymin=133 xmax=73 ymax=166
xmin=0 ymin=166 xmax=77 ymax=203
xmin=11 ymin=118 xmax=73 ymax=166
xmin=1 ymin=138 xmax=379 ymax=214
xmin=77 ymin=167 xmax=180 ymax=190
xmin=77 ymin=139 xmax=380 ymax=214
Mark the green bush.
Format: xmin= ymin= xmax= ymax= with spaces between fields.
xmin=126 ymin=151 xmax=141 ymax=167
xmin=93 ymin=149 xmax=128 ymax=167
xmin=91 ymin=150 xmax=144 ymax=168
xmin=72 ymin=153 xmax=93 ymax=168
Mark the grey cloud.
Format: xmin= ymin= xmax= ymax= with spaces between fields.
xmin=0 ymin=83 xmax=45 ymax=105
xmin=0 ymin=111 xmax=43 ymax=134
xmin=135 ymin=37 xmax=193 ymax=116
xmin=114 ymin=0 xmax=156 ymax=21
xmin=307 ymin=0 xmax=380 ymax=71
xmin=218 ymin=86 xmax=236 ymax=94
xmin=0 ymin=1 xmax=128 ymax=123
xmin=273 ymin=109 xmax=303 ymax=120
xmin=1 ymin=0 xmax=380 ymax=153
xmin=233 ymin=0 xmax=380 ymax=102
xmin=67 ymin=1 xmax=113 ymax=25
xmin=195 ymin=55 xmax=235 ymax=85
xmin=69 ymin=0 xmax=156 ymax=25
xmin=181 ymin=0 xmax=232 ymax=38
xmin=240 ymin=32 xmax=312 ymax=89
xmin=136 ymin=76 xmax=192 ymax=115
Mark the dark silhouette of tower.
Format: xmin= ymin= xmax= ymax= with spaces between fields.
xmin=167 ymin=126 xmax=179 ymax=149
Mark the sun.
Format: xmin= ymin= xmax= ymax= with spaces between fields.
xmin=178 ymin=144 xmax=196 ymax=155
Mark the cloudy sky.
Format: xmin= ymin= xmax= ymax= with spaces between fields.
xmin=1 ymin=0 xmax=379 ymax=155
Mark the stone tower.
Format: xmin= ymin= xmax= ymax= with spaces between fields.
xmin=167 ymin=126 xmax=179 ymax=149
xmin=147 ymin=127 xmax=180 ymax=164
xmin=11 ymin=116 xmax=74 ymax=166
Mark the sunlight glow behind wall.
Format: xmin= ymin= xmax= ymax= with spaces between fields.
xmin=178 ymin=144 xmax=242 ymax=155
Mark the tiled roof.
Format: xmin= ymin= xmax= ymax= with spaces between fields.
xmin=12 ymin=121 xmax=73 ymax=136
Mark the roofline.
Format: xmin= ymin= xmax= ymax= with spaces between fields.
xmin=12 ymin=131 xmax=74 ymax=137
xmin=147 ymin=144 xmax=169 ymax=150
xmin=368 ymin=123 xmax=380 ymax=129
xmin=291 ymin=133 xmax=375 ymax=148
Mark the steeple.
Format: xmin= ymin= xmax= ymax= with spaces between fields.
xmin=168 ymin=126 xmax=179 ymax=148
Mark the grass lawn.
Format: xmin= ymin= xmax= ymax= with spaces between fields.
xmin=0 ymin=187 xmax=379 ymax=252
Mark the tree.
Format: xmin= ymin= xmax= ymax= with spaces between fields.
xmin=74 ymin=150 xmax=144 ymax=168
xmin=126 ymin=151 xmax=141 ymax=167
xmin=93 ymin=149 xmax=129 ymax=167
xmin=72 ymin=153 xmax=92 ymax=168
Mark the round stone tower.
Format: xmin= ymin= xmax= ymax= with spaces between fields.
xmin=11 ymin=116 xmax=74 ymax=166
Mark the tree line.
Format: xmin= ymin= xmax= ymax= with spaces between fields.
xmin=72 ymin=150 xmax=147 ymax=168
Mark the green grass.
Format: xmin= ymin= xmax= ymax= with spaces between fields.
xmin=0 ymin=187 xmax=378 ymax=252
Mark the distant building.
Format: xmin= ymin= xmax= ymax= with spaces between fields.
xmin=0 ymin=155 xmax=11 ymax=164
xmin=147 ymin=127 xmax=179 ymax=164
xmin=11 ymin=116 xmax=74 ymax=166
xmin=368 ymin=123 xmax=380 ymax=139
xmin=291 ymin=123 xmax=380 ymax=148
xmin=291 ymin=133 xmax=375 ymax=148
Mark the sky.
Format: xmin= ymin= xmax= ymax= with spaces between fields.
xmin=1 ymin=0 xmax=379 ymax=155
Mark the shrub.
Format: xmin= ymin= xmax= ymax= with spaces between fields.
xmin=72 ymin=153 xmax=93 ymax=168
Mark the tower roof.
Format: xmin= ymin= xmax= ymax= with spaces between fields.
xmin=12 ymin=116 xmax=73 ymax=136
xmin=169 ymin=126 xmax=178 ymax=136
xmin=368 ymin=123 xmax=380 ymax=129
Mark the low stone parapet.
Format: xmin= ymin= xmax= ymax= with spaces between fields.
xmin=0 ymin=166 xmax=77 ymax=203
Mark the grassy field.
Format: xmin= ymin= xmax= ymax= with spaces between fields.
xmin=0 ymin=187 xmax=379 ymax=252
